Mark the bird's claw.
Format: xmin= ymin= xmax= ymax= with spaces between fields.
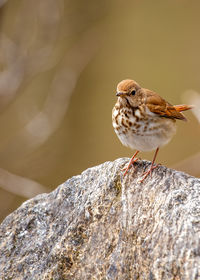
xmin=122 ymin=158 xmax=139 ymax=176
xmin=139 ymin=163 xmax=159 ymax=183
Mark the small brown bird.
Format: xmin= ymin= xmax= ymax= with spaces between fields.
xmin=112 ymin=79 xmax=193 ymax=182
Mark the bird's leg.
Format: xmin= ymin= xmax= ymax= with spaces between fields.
xmin=140 ymin=147 xmax=159 ymax=183
xmin=123 ymin=150 xmax=140 ymax=176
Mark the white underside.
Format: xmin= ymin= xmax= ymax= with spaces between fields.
xmin=114 ymin=118 xmax=176 ymax=151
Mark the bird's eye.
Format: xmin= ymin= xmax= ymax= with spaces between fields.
xmin=131 ymin=90 xmax=136 ymax=95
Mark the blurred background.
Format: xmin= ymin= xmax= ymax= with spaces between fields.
xmin=0 ymin=0 xmax=200 ymax=222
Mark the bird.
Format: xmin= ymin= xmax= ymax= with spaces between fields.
xmin=112 ymin=79 xmax=193 ymax=182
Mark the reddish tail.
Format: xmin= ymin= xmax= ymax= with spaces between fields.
xmin=174 ymin=104 xmax=193 ymax=112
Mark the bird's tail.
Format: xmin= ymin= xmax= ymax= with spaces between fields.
xmin=174 ymin=104 xmax=194 ymax=112
xmin=172 ymin=104 xmax=193 ymax=122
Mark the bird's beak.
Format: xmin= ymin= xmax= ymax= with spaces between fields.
xmin=116 ymin=92 xmax=126 ymax=96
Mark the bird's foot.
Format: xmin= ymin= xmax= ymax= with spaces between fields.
xmin=140 ymin=163 xmax=159 ymax=183
xmin=123 ymin=158 xmax=139 ymax=176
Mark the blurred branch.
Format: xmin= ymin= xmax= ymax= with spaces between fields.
xmin=0 ymin=0 xmax=7 ymax=8
xmin=0 ymin=24 xmax=102 ymax=160
xmin=0 ymin=0 xmax=64 ymax=111
xmin=0 ymin=35 xmax=26 ymax=110
xmin=0 ymin=0 xmax=105 ymax=199
xmin=0 ymin=168 xmax=48 ymax=198
xmin=26 ymin=25 xmax=102 ymax=147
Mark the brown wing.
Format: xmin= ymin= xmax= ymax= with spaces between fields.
xmin=145 ymin=89 xmax=190 ymax=121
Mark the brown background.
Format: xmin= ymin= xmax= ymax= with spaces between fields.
xmin=0 ymin=0 xmax=200 ymax=222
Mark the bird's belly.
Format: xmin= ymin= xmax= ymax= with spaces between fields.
xmin=114 ymin=117 xmax=176 ymax=152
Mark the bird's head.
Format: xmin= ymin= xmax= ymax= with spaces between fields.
xmin=116 ymin=79 xmax=142 ymax=106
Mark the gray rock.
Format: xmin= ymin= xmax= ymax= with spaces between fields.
xmin=0 ymin=158 xmax=200 ymax=280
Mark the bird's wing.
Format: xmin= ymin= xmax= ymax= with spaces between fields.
xmin=145 ymin=89 xmax=190 ymax=121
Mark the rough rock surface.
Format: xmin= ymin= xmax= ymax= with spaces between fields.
xmin=0 ymin=158 xmax=200 ymax=280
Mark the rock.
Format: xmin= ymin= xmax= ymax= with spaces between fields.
xmin=0 ymin=158 xmax=200 ymax=280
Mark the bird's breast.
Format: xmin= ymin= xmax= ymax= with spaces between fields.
xmin=112 ymin=104 xmax=176 ymax=151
